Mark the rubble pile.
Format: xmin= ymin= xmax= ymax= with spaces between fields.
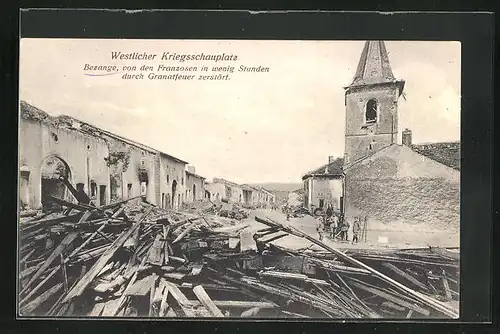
xmin=19 ymin=192 xmax=459 ymax=319
xmin=181 ymin=200 xmax=249 ymax=221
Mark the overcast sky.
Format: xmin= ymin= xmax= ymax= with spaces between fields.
xmin=19 ymin=39 xmax=460 ymax=184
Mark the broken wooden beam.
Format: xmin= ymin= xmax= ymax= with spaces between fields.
xmin=349 ymin=280 xmax=430 ymax=316
xmin=192 ymin=285 xmax=225 ymax=317
xmin=382 ymin=262 xmax=430 ymax=292
xmin=254 ymin=216 xmax=458 ymax=318
xmin=62 ymin=208 xmax=153 ymax=303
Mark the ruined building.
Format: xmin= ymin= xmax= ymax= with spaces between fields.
xmin=342 ymin=41 xmax=460 ymax=229
xmin=344 ymin=40 xmax=406 ymax=165
xmin=302 ymin=156 xmax=344 ymax=213
xmin=19 ymin=101 xmax=195 ymax=212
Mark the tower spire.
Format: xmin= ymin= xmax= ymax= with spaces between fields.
xmin=349 ymin=41 xmax=396 ymax=87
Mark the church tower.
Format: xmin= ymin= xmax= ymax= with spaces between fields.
xmin=344 ymin=41 xmax=405 ymax=164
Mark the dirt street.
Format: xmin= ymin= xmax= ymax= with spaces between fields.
xmin=243 ymin=209 xmax=460 ymax=250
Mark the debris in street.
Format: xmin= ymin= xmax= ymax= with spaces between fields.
xmin=18 ymin=184 xmax=459 ymax=319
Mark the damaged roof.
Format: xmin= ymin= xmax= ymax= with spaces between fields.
xmin=302 ymin=157 xmax=344 ymax=180
xmin=186 ymin=170 xmax=206 ymax=180
xmin=20 ymin=100 xmax=188 ymax=164
xmin=410 ymin=142 xmax=460 ymax=171
xmin=212 ymin=178 xmax=241 ymax=188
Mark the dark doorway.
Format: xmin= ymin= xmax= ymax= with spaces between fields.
xmin=99 ymin=185 xmax=106 ymax=206
xmin=161 ymin=193 xmax=165 ymax=208
xmin=319 ymin=199 xmax=325 ymax=208
xmin=171 ymin=180 xmax=177 ymax=209
xmin=41 ymin=155 xmax=70 ymax=212
xmin=193 ymin=184 xmax=197 ymax=201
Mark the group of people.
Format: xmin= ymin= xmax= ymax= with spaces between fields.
xmin=316 ymin=205 xmax=364 ymax=244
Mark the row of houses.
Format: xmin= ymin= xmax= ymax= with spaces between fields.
xmin=205 ymin=178 xmax=276 ymax=207
xmin=302 ymin=41 xmax=460 ymax=228
xmin=18 ymin=101 xmax=274 ymax=212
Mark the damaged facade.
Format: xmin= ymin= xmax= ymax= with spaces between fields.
xmin=341 ymin=41 xmax=460 ymax=228
xmin=19 ymin=101 xmax=195 ymax=211
xmin=185 ymin=166 xmax=206 ymax=204
xmin=204 ymin=179 xmax=275 ymax=207
xmin=302 ymin=156 xmax=344 ymax=213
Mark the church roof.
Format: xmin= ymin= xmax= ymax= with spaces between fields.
xmin=410 ymin=142 xmax=461 ymax=171
xmin=302 ymin=157 xmax=344 ymax=180
xmin=348 ymin=41 xmax=404 ymax=94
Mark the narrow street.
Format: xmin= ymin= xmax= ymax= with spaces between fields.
xmin=243 ymin=209 xmax=460 ymax=250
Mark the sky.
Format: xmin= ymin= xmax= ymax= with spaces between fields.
xmin=19 ymin=39 xmax=461 ymax=184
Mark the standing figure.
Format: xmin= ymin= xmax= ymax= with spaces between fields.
xmin=331 ymin=214 xmax=339 ymax=239
xmin=352 ymin=217 xmax=361 ymax=244
xmin=341 ymin=216 xmax=350 ymax=241
xmin=326 ymin=205 xmax=333 ymax=219
xmin=316 ymin=216 xmax=325 ymax=241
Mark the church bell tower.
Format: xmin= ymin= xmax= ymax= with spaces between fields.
xmin=344 ymin=41 xmax=405 ymax=164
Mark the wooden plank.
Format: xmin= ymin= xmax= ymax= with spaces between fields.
xmin=239 ymin=229 xmax=257 ymax=252
xmin=187 ymin=300 xmax=276 ymax=309
xmin=349 ymin=280 xmax=430 ymax=316
xmin=149 ymin=273 xmax=158 ymax=316
xmin=165 ymin=282 xmax=189 ymax=317
xmin=22 ymin=232 xmax=79 ymax=292
xmin=254 ymin=216 xmax=458 ymax=318
xmin=60 ymin=254 xmax=68 ymax=292
xmin=108 ymin=271 xmax=138 ymax=316
xmin=441 ymin=276 xmax=453 ymax=300
xmin=88 ymin=302 xmax=105 ymax=316
xmin=62 ymin=208 xmax=153 ymax=303
xmin=164 ymin=281 xmax=190 ymax=306
xmin=382 ymin=262 xmax=429 ymax=291
xmin=94 ymin=275 xmax=127 ymax=293
xmin=127 ymin=276 xmax=153 ymax=296
xmin=159 ymin=280 xmax=169 ymax=316
xmin=147 ymin=234 xmax=165 ymax=266
xmin=241 ymin=307 xmax=260 ymax=317
xmin=76 ymin=210 xmax=93 ymax=224
xmin=172 ymin=222 xmax=195 ymax=244
xmin=192 ymin=285 xmax=224 ymax=317
xmin=123 ymin=221 xmax=141 ymax=248
xmin=20 ymin=282 xmax=63 ymax=315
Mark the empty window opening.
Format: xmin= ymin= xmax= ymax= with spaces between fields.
xmin=319 ymin=199 xmax=325 ymax=208
xmin=166 ymin=175 xmax=170 ymax=184
xmin=366 ymin=99 xmax=378 ymax=124
xmin=127 ymin=183 xmax=132 ymax=198
xmin=90 ymin=182 xmax=97 ymax=197
xmin=99 ymin=185 xmax=106 ymax=206
xmin=51 ymin=133 xmax=59 ymax=142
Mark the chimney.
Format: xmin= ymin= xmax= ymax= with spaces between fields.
xmin=187 ymin=165 xmax=195 ymax=174
xmin=402 ymin=129 xmax=412 ymax=146
xmin=328 ymin=156 xmax=336 ymax=164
